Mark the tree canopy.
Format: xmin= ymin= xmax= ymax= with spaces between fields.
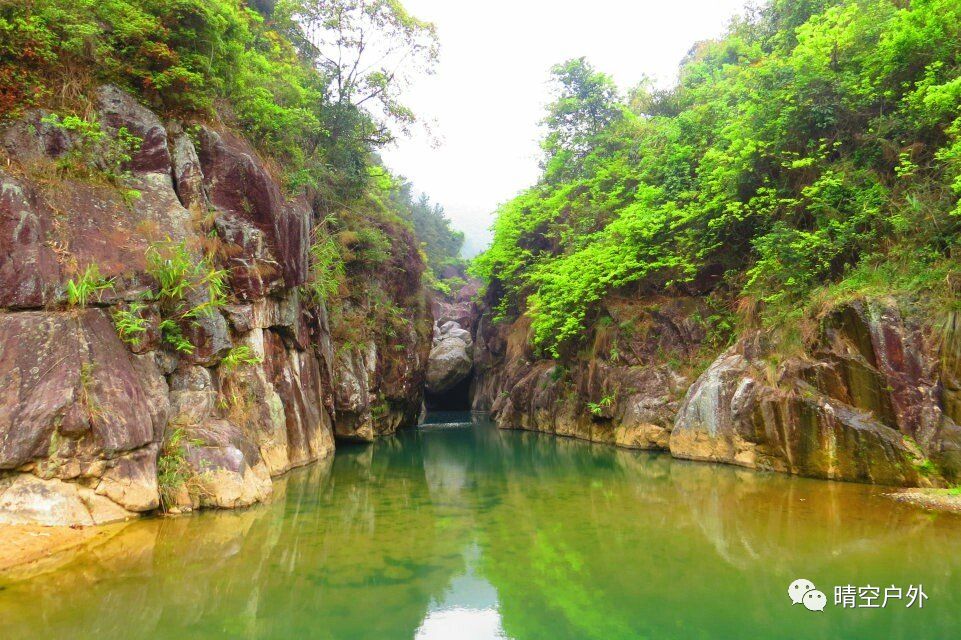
xmin=541 ymin=57 xmax=623 ymax=181
xmin=473 ymin=0 xmax=961 ymax=356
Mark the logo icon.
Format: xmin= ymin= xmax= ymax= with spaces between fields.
xmin=788 ymin=578 xmax=827 ymax=612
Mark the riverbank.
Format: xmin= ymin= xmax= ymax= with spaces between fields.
xmin=888 ymin=489 xmax=961 ymax=514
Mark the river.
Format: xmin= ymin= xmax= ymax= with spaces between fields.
xmin=1 ymin=412 xmax=960 ymax=639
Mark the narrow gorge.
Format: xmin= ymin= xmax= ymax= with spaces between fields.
xmin=3 ymin=0 xmax=961 ymax=638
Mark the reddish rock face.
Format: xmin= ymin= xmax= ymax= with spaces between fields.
xmin=96 ymin=85 xmax=171 ymax=174
xmin=197 ymin=127 xmax=309 ymax=295
xmin=262 ymin=329 xmax=335 ymax=467
xmin=0 ymin=170 xmax=61 ymax=308
xmin=0 ymin=100 xmax=194 ymax=309
xmin=669 ymin=346 xmax=926 ymax=486
xmin=0 ymin=78 xmax=445 ymax=525
xmin=0 ymin=310 xmax=161 ymax=469
xmin=0 ymin=310 xmax=163 ymax=512
xmin=0 ymin=85 xmax=433 ymax=524
xmin=169 ymin=124 xmax=208 ymax=214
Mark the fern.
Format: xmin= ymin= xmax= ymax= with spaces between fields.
xmin=220 ymin=345 xmax=263 ymax=371
xmin=159 ymin=319 xmax=194 ymax=354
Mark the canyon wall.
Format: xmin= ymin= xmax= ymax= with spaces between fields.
xmin=0 ymin=86 xmax=430 ymax=525
xmin=472 ymin=294 xmax=961 ymax=487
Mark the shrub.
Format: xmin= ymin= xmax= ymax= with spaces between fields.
xmin=476 ymin=0 xmax=961 ymax=354
xmin=306 ymin=229 xmax=345 ymax=304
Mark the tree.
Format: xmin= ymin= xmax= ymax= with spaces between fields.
xmin=541 ymin=57 xmax=622 ymax=179
xmin=283 ymin=0 xmax=439 ymax=146
xmin=390 ymin=181 xmax=464 ymax=279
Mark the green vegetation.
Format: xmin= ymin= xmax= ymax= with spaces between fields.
xmin=220 ymin=345 xmax=263 ymax=371
xmin=306 ymin=220 xmax=346 ymax=305
xmin=145 ymin=240 xmax=228 ymax=312
xmin=157 ymin=426 xmax=203 ymax=511
xmin=65 ymin=263 xmax=113 ymax=307
xmin=474 ymin=0 xmax=961 ymax=356
xmin=3 ymin=0 xmax=456 ymax=358
xmin=587 ymin=394 xmax=615 ymax=417
xmin=112 ymin=302 xmax=148 ymax=347
xmin=159 ymin=319 xmax=194 ymax=354
xmin=391 ymin=181 xmax=466 ymax=288
xmin=40 ymin=113 xmax=142 ymax=192
xmin=143 ymin=239 xmax=228 ymax=354
xmin=1 ymin=0 xmax=445 ymax=215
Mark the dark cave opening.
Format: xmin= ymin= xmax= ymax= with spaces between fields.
xmin=424 ymin=373 xmax=473 ymax=411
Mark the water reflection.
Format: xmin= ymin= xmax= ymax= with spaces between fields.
xmin=2 ymin=413 xmax=961 ymax=639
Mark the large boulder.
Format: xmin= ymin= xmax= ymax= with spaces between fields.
xmin=669 ymin=346 xmax=927 ymax=486
xmin=426 ymin=320 xmax=474 ymax=394
xmin=184 ymin=419 xmax=273 ymax=509
xmin=0 ymin=310 xmax=163 ymax=483
xmin=0 ymin=309 xmax=164 ymax=514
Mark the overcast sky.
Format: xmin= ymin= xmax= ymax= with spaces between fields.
xmin=381 ymin=0 xmax=750 ymax=256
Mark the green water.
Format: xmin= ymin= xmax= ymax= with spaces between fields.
xmin=2 ymin=412 xmax=961 ymax=639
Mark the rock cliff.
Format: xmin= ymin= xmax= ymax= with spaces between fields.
xmin=472 ymin=294 xmax=961 ymax=487
xmin=0 ymin=86 xmax=430 ymax=525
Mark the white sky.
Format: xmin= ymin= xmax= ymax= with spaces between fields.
xmin=381 ymin=0 xmax=751 ymax=256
